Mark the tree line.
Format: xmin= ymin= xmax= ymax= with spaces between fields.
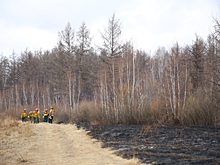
xmin=1 ymin=14 xmax=220 ymax=126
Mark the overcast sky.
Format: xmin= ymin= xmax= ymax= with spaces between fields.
xmin=0 ymin=0 xmax=220 ymax=56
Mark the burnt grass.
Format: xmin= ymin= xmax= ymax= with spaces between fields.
xmin=76 ymin=122 xmax=220 ymax=165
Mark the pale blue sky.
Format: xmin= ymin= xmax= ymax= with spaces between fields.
xmin=0 ymin=0 xmax=220 ymax=56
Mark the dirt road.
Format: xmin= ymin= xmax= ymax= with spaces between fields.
xmin=0 ymin=120 xmax=141 ymax=165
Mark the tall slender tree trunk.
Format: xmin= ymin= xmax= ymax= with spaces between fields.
xmin=105 ymin=72 xmax=109 ymax=120
xmin=112 ymin=61 xmax=118 ymax=123
xmin=131 ymin=48 xmax=135 ymax=117
xmin=47 ymin=86 xmax=50 ymax=107
xmin=119 ymin=65 xmax=124 ymax=118
xmin=68 ymin=70 xmax=73 ymax=116
xmin=15 ymin=84 xmax=19 ymax=109
xmin=37 ymin=83 xmax=40 ymax=108
xmin=42 ymin=93 xmax=45 ymax=109
xmin=72 ymin=76 xmax=76 ymax=114
xmin=177 ymin=65 xmax=180 ymax=117
xmin=22 ymin=82 xmax=27 ymax=105
xmin=183 ymin=64 xmax=188 ymax=110
xmin=126 ymin=55 xmax=131 ymax=115
xmin=30 ymin=82 xmax=35 ymax=105
xmin=76 ymin=75 xmax=81 ymax=114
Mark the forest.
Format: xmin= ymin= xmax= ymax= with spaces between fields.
xmin=1 ymin=14 xmax=220 ymax=126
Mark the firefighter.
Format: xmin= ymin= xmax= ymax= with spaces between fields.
xmin=43 ymin=109 xmax=49 ymax=122
xmin=33 ymin=108 xmax=40 ymax=124
xmin=21 ymin=108 xmax=28 ymax=122
xmin=33 ymin=109 xmax=37 ymax=124
xmin=28 ymin=110 xmax=34 ymax=123
xmin=36 ymin=108 xmax=40 ymax=123
xmin=49 ymin=106 xmax=54 ymax=124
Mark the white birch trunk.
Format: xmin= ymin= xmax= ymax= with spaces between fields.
xmin=47 ymin=86 xmax=50 ymax=107
xmin=183 ymin=64 xmax=188 ymax=110
xmin=171 ymin=72 xmax=176 ymax=116
xmin=22 ymin=82 xmax=27 ymax=105
xmin=119 ymin=66 xmax=124 ymax=116
xmin=30 ymin=82 xmax=35 ymax=105
xmin=72 ymin=76 xmax=76 ymax=113
xmin=77 ymin=75 xmax=81 ymax=114
xmin=100 ymin=79 xmax=104 ymax=113
xmin=37 ymin=83 xmax=40 ymax=108
xmin=167 ymin=71 xmax=173 ymax=114
xmin=112 ymin=61 xmax=118 ymax=123
xmin=42 ymin=93 xmax=45 ymax=109
xmin=132 ymin=49 xmax=135 ymax=111
xmin=15 ymin=84 xmax=19 ymax=110
xmin=105 ymin=72 xmax=109 ymax=118
xmin=68 ymin=72 xmax=72 ymax=115
xmin=177 ymin=65 xmax=180 ymax=116
xmin=126 ymin=55 xmax=131 ymax=113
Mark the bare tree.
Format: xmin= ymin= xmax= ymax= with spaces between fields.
xmin=58 ymin=22 xmax=75 ymax=54
xmin=99 ymin=13 xmax=125 ymax=123
xmin=188 ymin=35 xmax=206 ymax=91
xmin=100 ymin=13 xmax=123 ymax=57
xmin=53 ymin=23 xmax=76 ymax=114
xmin=76 ymin=22 xmax=94 ymax=102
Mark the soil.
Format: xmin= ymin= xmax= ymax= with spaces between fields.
xmin=76 ymin=122 xmax=220 ymax=165
xmin=0 ymin=120 xmax=142 ymax=165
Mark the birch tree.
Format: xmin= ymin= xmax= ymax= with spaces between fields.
xmin=54 ymin=22 xmax=75 ymax=113
xmin=100 ymin=13 xmax=124 ymax=122
xmin=76 ymin=22 xmax=93 ymax=103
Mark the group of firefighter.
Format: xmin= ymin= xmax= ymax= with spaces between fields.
xmin=21 ymin=106 xmax=55 ymax=124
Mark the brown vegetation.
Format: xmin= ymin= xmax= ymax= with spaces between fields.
xmin=0 ymin=114 xmax=33 ymax=164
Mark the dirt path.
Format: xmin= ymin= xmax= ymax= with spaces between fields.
xmin=0 ymin=121 xmax=141 ymax=165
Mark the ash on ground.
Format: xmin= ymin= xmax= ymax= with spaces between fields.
xmin=76 ymin=123 xmax=220 ymax=165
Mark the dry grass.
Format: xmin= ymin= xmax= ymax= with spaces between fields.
xmin=179 ymin=96 xmax=217 ymax=126
xmin=0 ymin=113 xmax=33 ymax=136
xmin=0 ymin=114 xmax=19 ymax=128
xmin=0 ymin=113 xmax=33 ymax=164
xmin=73 ymin=101 xmax=104 ymax=123
xmin=77 ymin=97 xmax=218 ymax=126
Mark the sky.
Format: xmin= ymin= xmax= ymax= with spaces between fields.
xmin=0 ymin=0 xmax=220 ymax=57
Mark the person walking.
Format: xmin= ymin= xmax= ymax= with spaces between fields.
xmin=49 ymin=106 xmax=54 ymax=124
xmin=36 ymin=108 xmax=40 ymax=123
xmin=33 ymin=109 xmax=37 ymax=124
xmin=21 ymin=108 xmax=28 ymax=122
xmin=33 ymin=108 xmax=40 ymax=124
xmin=43 ymin=109 xmax=49 ymax=122
xmin=28 ymin=110 xmax=34 ymax=123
